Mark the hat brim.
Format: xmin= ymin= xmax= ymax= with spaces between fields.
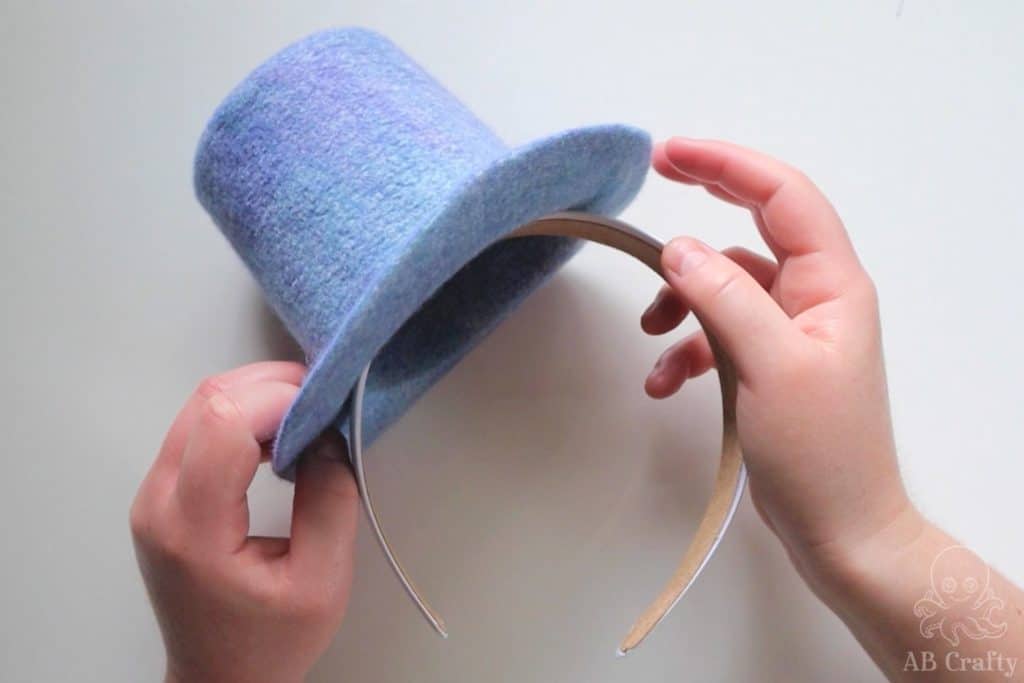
xmin=272 ymin=124 xmax=651 ymax=477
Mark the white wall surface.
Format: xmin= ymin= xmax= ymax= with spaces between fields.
xmin=1 ymin=2 xmax=1021 ymax=681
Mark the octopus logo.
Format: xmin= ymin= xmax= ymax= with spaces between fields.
xmin=913 ymin=545 xmax=1008 ymax=647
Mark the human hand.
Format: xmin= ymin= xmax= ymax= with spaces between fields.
xmin=130 ymin=362 xmax=358 ymax=683
xmin=642 ymin=138 xmax=914 ymax=584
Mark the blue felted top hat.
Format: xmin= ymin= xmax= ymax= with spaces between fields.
xmin=195 ymin=28 xmax=650 ymax=477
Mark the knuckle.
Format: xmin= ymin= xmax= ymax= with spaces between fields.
xmin=128 ymin=496 xmax=151 ymax=541
xmin=131 ymin=510 xmax=190 ymax=565
xmin=851 ymin=271 xmax=880 ymax=308
xmin=783 ymin=167 xmax=815 ymax=194
xmin=790 ymin=168 xmax=814 ymax=187
xmin=128 ymin=493 xmax=195 ymax=563
xmin=666 ymin=236 xmax=692 ymax=251
xmin=154 ymin=527 xmax=192 ymax=566
xmin=129 ymin=486 xmax=173 ymax=547
xmin=195 ymin=375 xmax=228 ymax=400
xmin=198 ymin=389 xmax=243 ymax=427
xmin=706 ymin=268 xmax=745 ymax=303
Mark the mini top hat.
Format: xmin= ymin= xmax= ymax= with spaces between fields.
xmin=195 ymin=28 xmax=650 ymax=476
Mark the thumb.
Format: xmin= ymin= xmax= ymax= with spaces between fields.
xmin=288 ymin=430 xmax=359 ymax=585
xmin=661 ymin=237 xmax=800 ymax=380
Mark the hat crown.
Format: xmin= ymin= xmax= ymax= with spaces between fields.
xmin=195 ymin=28 xmax=508 ymax=354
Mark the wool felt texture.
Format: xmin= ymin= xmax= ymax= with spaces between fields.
xmin=194 ymin=28 xmax=651 ymax=477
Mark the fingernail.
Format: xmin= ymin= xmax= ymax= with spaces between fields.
xmin=664 ymin=239 xmax=708 ymax=276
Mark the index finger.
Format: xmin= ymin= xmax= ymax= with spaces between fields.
xmin=656 ymin=138 xmax=860 ymax=270
xmin=175 ymin=380 xmax=300 ymax=550
xmin=152 ymin=362 xmax=306 ymax=480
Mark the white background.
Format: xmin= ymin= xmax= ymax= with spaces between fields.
xmin=1 ymin=2 xmax=1021 ymax=681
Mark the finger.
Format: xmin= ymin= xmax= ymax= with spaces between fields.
xmin=652 ymin=149 xmax=700 ymax=185
xmin=641 ymin=284 xmax=689 ymax=335
xmin=175 ymin=380 xmax=300 ymax=550
xmin=655 ymin=145 xmax=749 ymax=208
xmin=645 ymin=331 xmax=716 ymax=398
xmin=657 ymin=138 xmax=867 ymax=316
xmin=704 ymin=183 xmax=751 ymax=209
xmin=721 ymin=246 xmax=778 ymax=291
xmin=288 ymin=430 xmax=359 ymax=584
xmin=642 ymin=247 xmax=777 ymax=336
xmin=658 ymin=138 xmax=859 ymax=270
xmin=662 ymin=237 xmax=804 ymax=380
xmin=152 ymin=362 xmax=306 ymax=480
